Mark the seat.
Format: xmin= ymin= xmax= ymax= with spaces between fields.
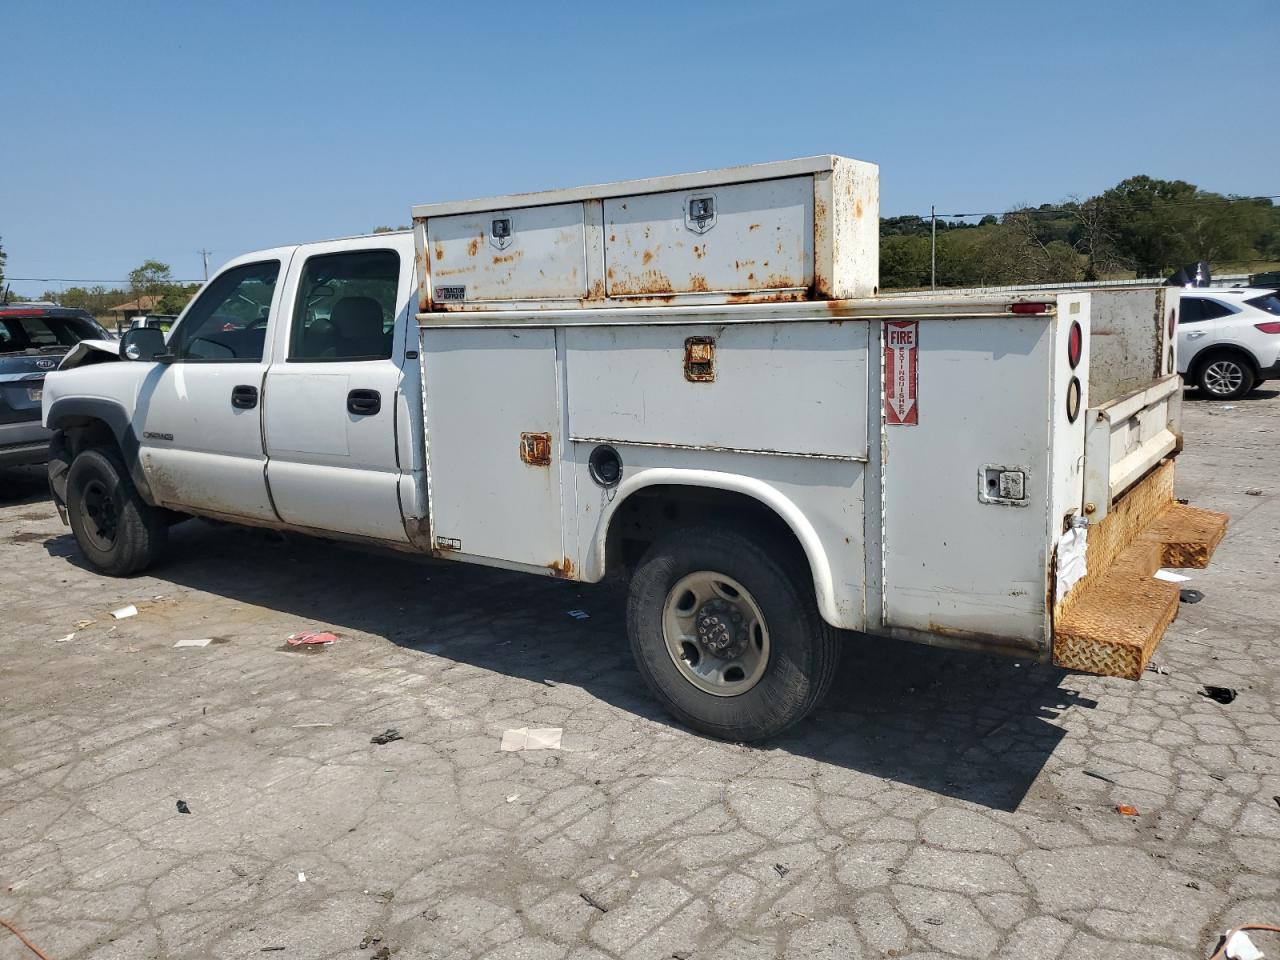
xmin=329 ymin=296 xmax=391 ymax=359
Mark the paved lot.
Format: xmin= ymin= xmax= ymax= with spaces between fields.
xmin=1 ymin=391 xmax=1278 ymax=960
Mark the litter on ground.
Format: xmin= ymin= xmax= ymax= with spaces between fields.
xmin=566 ymin=609 xmax=590 ymax=620
xmin=500 ymin=727 xmax=564 ymax=751
xmin=370 ymin=729 xmax=403 ymax=745
xmin=55 ymin=633 xmax=74 ymax=643
xmin=1154 ymin=569 xmax=1191 ymax=583
xmin=287 ymin=631 xmax=338 ymax=646
xmin=111 ymin=604 xmax=138 ymax=619
xmin=174 ymin=638 xmax=213 ymax=648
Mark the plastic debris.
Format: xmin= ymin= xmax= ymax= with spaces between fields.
xmin=1224 ymin=930 xmax=1264 ymax=960
xmin=1083 ymin=769 xmax=1117 ymax=784
xmin=287 ymin=631 xmax=337 ymax=646
xmin=260 ymin=947 xmax=285 ymax=953
xmin=55 ymin=633 xmax=74 ymax=643
xmin=297 ymin=872 xmax=306 ymax=882
xmin=1155 ymin=569 xmax=1191 ymax=583
xmin=506 ymin=794 xmax=520 ymax=803
xmin=1116 ymin=804 xmax=1139 ymax=816
xmin=566 ymin=609 xmax=590 ymax=620
xmin=773 ymin=863 xmax=790 ymax=878
xmin=370 ymin=729 xmax=402 ymax=745
xmin=1202 ymin=686 xmax=1238 ymax=705
xmin=500 ymin=727 xmax=563 ymax=751
xmin=111 ymin=604 xmax=138 ymax=619
xmin=174 ymin=638 xmax=213 ymax=648
xmin=176 ymin=800 xmax=191 ymax=814
xmin=1180 ymin=589 xmax=1204 ymax=604
xmin=580 ymin=892 xmax=608 ymax=913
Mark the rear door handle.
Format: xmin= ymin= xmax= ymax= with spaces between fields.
xmin=231 ymin=384 xmax=259 ymax=409
xmin=347 ymin=388 xmax=381 ymax=416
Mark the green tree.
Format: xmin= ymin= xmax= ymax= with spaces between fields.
xmin=128 ymin=259 xmax=174 ymax=306
xmin=157 ymin=283 xmax=201 ymax=315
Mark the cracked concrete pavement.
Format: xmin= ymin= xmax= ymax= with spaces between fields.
xmin=1 ymin=391 xmax=1278 ymax=960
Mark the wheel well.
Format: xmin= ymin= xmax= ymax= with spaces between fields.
xmin=59 ymin=417 xmax=121 ymax=459
xmin=1191 ymin=345 xmax=1259 ymax=379
xmin=604 ymin=485 xmax=809 ymax=580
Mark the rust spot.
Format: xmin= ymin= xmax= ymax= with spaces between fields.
xmin=609 ymin=234 xmax=616 ymax=242
xmin=492 ymin=252 xmax=517 ymax=265
xmin=547 ymin=556 xmax=575 ymax=579
xmin=467 ymin=237 xmax=480 ymax=257
xmin=748 ymin=223 xmax=760 ymax=232
xmin=693 ymin=244 xmax=706 ymax=260
xmin=519 ymin=432 xmax=552 ymax=467
xmin=607 ymin=267 xmax=615 ymax=280
xmin=610 ymin=270 xmax=673 ymax=296
xmin=747 ymin=273 xmax=755 ymax=281
xmin=642 ymin=250 xmax=655 ymax=266
xmin=433 ymin=243 xmax=444 ymax=261
xmin=855 ymin=199 xmax=864 ymax=219
xmin=586 ymin=278 xmax=606 ymax=300
xmin=689 ymin=274 xmax=710 ymax=293
xmin=684 ymin=336 xmax=715 ymax=382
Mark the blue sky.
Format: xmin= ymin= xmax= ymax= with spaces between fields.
xmin=2 ymin=0 xmax=1276 ymax=296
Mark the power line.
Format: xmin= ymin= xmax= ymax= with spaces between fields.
xmin=4 ymin=277 xmax=203 ymax=284
xmin=892 ymin=192 xmax=1280 ymax=223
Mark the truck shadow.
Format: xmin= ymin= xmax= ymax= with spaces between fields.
xmin=0 ymin=465 xmax=52 ymax=505
xmin=46 ymin=519 xmax=1093 ymax=813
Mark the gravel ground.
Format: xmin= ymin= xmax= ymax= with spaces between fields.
xmin=0 ymin=389 xmax=1277 ymax=960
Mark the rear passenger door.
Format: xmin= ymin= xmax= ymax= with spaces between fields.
xmin=262 ymin=239 xmax=413 ymax=542
xmin=1177 ymin=296 xmax=1228 ymax=371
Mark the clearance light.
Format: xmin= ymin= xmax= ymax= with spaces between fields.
xmin=1010 ymin=302 xmax=1050 ymax=315
xmin=1066 ymin=376 xmax=1082 ymax=423
xmin=1254 ymin=321 xmax=1280 ymax=334
xmin=1068 ymin=321 xmax=1083 ymax=368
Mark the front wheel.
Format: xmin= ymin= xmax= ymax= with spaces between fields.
xmin=626 ymin=525 xmax=840 ymax=741
xmin=1196 ymin=353 xmax=1255 ymax=400
xmin=66 ymin=447 xmax=167 ymax=576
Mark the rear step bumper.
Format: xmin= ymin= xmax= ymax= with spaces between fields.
xmin=1053 ymin=460 xmax=1227 ymax=680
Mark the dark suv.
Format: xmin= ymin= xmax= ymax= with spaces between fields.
xmin=1 ymin=305 xmax=111 ymax=468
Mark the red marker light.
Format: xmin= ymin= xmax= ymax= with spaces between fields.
xmin=1010 ymin=302 xmax=1050 ymax=315
xmin=1067 ymin=321 xmax=1083 ymax=368
xmin=1254 ymin=321 xmax=1280 ymax=334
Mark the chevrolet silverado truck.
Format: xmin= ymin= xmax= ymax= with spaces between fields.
xmin=42 ymin=156 xmax=1227 ymax=740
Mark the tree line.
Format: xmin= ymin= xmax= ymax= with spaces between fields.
xmin=882 ymin=175 xmax=1280 ymax=290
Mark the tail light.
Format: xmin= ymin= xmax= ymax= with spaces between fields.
xmin=1010 ymin=302 xmax=1051 ymax=315
xmin=1254 ymin=321 xmax=1280 ymax=334
xmin=1067 ymin=321 xmax=1083 ymax=368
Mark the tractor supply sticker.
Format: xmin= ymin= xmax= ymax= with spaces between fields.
xmin=434 ymin=285 xmax=467 ymax=302
xmin=885 ymin=320 xmax=919 ymax=425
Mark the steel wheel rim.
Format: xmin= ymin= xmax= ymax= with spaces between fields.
xmin=1205 ymin=360 xmax=1244 ymax=395
xmin=79 ymin=478 xmax=119 ymax=550
xmin=662 ymin=571 xmax=770 ymax=697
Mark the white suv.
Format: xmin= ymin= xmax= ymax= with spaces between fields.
xmin=1178 ymin=287 xmax=1280 ymax=399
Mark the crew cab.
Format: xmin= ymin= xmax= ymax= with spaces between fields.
xmin=42 ymin=156 xmax=1227 ymax=740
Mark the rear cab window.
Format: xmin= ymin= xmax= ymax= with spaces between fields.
xmin=289 ymin=250 xmax=401 ymax=362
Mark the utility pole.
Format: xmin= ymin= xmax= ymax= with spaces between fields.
xmin=198 ymin=249 xmax=211 ymax=281
xmin=930 ymin=205 xmax=937 ymax=291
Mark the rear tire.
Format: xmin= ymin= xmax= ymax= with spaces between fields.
xmin=66 ymin=447 xmax=167 ymax=576
xmin=626 ymin=524 xmax=840 ymax=741
xmin=1195 ymin=352 xmax=1256 ymax=400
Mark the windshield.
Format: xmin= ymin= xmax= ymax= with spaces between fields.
xmin=0 ymin=313 xmax=105 ymax=354
xmin=1245 ymin=294 xmax=1280 ymax=317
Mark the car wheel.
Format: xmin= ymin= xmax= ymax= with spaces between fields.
xmin=1196 ymin=353 xmax=1256 ymax=400
xmin=66 ymin=447 xmax=167 ymax=576
xmin=626 ymin=524 xmax=840 ymax=741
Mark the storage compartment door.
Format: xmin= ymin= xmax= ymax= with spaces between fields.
xmin=421 ymin=327 xmax=564 ymax=567
xmin=426 ymin=202 xmax=587 ymax=305
xmin=604 ymin=177 xmax=813 ymax=297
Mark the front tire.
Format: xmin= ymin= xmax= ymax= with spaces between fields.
xmin=66 ymin=447 xmax=167 ymax=576
xmin=626 ymin=525 xmax=840 ymax=741
xmin=1196 ymin=352 xmax=1255 ymax=400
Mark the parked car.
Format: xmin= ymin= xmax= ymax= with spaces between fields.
xmin=1 ymin=305 xmax=111 ymax=470
xmin=1177 ymin=287 xmax=1280 ymax=399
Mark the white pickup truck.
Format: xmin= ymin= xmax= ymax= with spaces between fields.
xmin=43 ymin=156 xmax=1226 ymax=740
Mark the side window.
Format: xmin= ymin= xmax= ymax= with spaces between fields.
xmin=1199 ymin=299 xmax=1236 ymax=321
xmin=1179 ymin=298 xmax=1207 ymax=324
xmin=169 ymin=261 xmax=281 ymax=362
xmin=289 ymin=250 xmax=400 ymax=362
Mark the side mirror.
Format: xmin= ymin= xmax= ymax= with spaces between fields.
xmin=119 ymin=326 xmax=172 ymax=362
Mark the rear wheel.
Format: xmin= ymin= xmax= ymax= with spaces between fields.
xmin=626 ymin=524 xmax=840 ymax=741
xmin=1196 ymin=352 xmax=1255 ymax=400
xmin=66 ymin=447 xmax=167 ymax=576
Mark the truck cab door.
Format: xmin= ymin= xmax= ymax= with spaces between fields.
xmin=260 ymin=240 xmax=412 ymax=542
xmin=134 ymin=254 xmax=289 ymax=520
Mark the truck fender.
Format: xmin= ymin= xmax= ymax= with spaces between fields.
xmin=45 ymin=396 xmax=157 ymax=505
xmin=592 ymin=467 xmax=840 ymax=626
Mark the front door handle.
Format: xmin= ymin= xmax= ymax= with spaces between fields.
xmin=347 ymin=388 xmax=381 ymax=416
xmin=231 ymin=384 xmax=259 ymax=409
